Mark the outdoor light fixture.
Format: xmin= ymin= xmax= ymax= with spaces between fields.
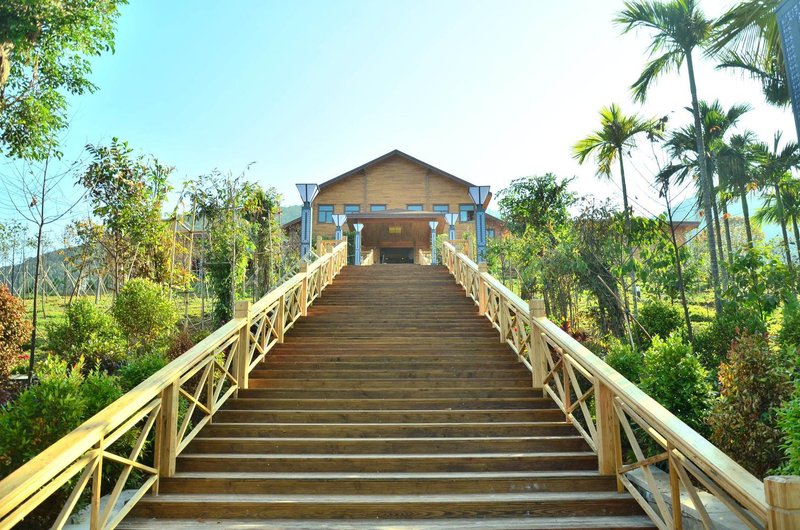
xmin=444 ymin=213 xmax=458 ymax=241
xmin=296 ymin=183 xmax=320 ymax=258
xmin=468 ymin=186 xmax=490 ymax=263
xmin=429 ymin=221 xmax=439 ymax=265
xmin=353 ymin=223 xmax=364 ymax=266
xmin=331 ymin=214 xmax=347 ymax=240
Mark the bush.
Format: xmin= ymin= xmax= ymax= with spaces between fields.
xmin=112 ymin=279 xmax=179 ymax=352
xmin=82 ymin=369 xmax=124 ymax=417
xmin=691 ymin=305 xmax=765 ymax=373
xmin=118 ymin=351 xmax=169 ymax=392
xmin=166 ymin=326 xmax=195 ymax=360
xmin=604 ymin=339 xmax=643 ymax=383
xmin=708 ymin=332 xmax=792 ymax=478
xmin=0 ymin=284 xmax=32 ymax=378
xmin=777 ymin=297 xmax=800 ymax=355
xmin=778 ymin=383 xmax=800 ymax=475
xmin=635 ymin=299 xmax=683 ymax=350
xmin=45 ymin=299 xmax=126 ymax=371
xmin=640 ymin=334 xmax=713 ymax=434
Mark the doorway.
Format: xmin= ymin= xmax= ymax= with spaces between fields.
xmin=381 ymin=248 xmax=414 ymax=264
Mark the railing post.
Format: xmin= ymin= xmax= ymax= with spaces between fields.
xmin=156 ymin=381 xmax=179 ymax=478
xmin=478 ymin=263 xmax=488 ymax=316
xmin=328 ymin=254 xmax=334 ymax=285
xmin=316 ymin=235 xmax=324 ymax=256
xmin=498 ymin=296 xmax=507 ymax=343
xmin=300 ymin=262 xmax=309 ymax=316
xmin=595 ymin=380 xmax=622 ymax=484
xmin=529 ymin=299 xmax=547 ymax=392
xmin=234 ymin=300 xmax=251 ymax=392
xmin=766 ymin=476 xmax=800 ymax=529
xmin=277 ymin=293 xmax=285 ymax=343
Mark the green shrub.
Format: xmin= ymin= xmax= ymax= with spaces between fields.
xmin=635 ymin=299 xmax=683 ymax=350
xmin=778 ymin=383 xmax=800 ymax=475
xmin=45 ymin=299 xmax=126 ymax=371
xmin=708 ymin=332 xmax=792 ymax=478
xmin=112 ymin=279 xmax=178 ymax=352
xmin=777 ymin=298 xmax=800 ymax=355
xmin=118 ymin=351 xmax=169 ymax=392
xmin=604 ymin=339 xmax=643 ymax=383
xmin=0 ymin=284 xmax=32 ymax=378
xmin=640 ymin=334 xmax=713 ymax=434
xmin=691 ymin=305 xmax=765 ymax=373
xmin=82 ymin=369 xmax=124 ymax=417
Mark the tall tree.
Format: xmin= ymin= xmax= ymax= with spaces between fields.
xmin=573 ymin=104 xmax=658 ymax=319
xmin=753 ymin=132 xmax=799 ymax=270
xmin=616 ymin=0 xmax=723 ymax=315
xmin=0 ymin=0 xmax=126 ymax=160
xmin=709 ymin=0 xmax=787 ymax=107
xmin=717 ymin=131 xmax=760 ymax=248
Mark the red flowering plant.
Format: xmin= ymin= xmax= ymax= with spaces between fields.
xmin=0 ymin=284 xmax=32 ymax=378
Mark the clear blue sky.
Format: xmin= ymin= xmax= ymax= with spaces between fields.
xmin=2 ymin=0 xmax=796 ymax=238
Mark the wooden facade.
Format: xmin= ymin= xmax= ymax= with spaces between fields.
xmin=287 ymin=150 xmax=506 ymax=263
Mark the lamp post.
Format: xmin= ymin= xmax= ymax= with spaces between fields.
xmin=331 ymin=214 xmax=347 ymax=241
xmin=429 ymin=221 xmax=439 ymax=265
xmin=444 ymin=213 xmax=458 ymax=241
xmin=353 ymin=223 xmax=364 ymax=265
xmin=296 ymin=183 xmax=320 ymax=258
xmin=468 ymin=185 xmax=490 ymax=263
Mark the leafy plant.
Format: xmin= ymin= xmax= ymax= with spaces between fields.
xmin=777 ymin=297 xmax=800 ymax=355
xmin=640 ymin=334 xmax=713 ymax=434
xmin=0 ymin=284 xmax=32 ymax=378
xmin=708 ymin=332 xmax=791 ymax=477
xmin=691 ymin=304 xmax=765 ymax=373
xmin=604 ymin=339 xmax=643 ymax=383
xmin=45 ymin=298 xmax=125 ymax=371
xmin=117 ymin=351 xmax=169 ymax=392
xmin=112 ymin=278 xmax=178 ymax=352
xmin=778 ymin=382 xmax=800 ymax=475
xmin=635 ymin=299 xmax=683 ymax=350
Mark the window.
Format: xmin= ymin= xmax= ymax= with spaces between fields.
xmin=344 ymin=204 xmax=360 ymax=214
xmin=459 ymin=204 xmax=475 ymax=222
xmin=487 ymin=229 xmax=496 ymax=239
xmin=370 ymin=204 xmax=386 ymax=212
xmin=407 ymin=204 xmax=423 ymax=211
xmin=318 ymin=204 xmax=334 ymax=223
xmin=433 ymin=204 xmax=449 ymax=214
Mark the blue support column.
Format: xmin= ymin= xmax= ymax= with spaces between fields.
xmin=468 ymin=186 xmax=490 ymax=263
xmin=353 ymin=223 xmax=363 ymax=266
xmin=444 ymin=213 xmax=458 ymax=242
xmin=296 ymin=184 xmax=319 ymax=259
xmin=429 ymin=221 xmax=439 ymax=265
xmin=332 ymin=214 xmax=347 ymax=241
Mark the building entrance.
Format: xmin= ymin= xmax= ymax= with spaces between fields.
xmin=380 ymin=248 xmax=414 ymax=264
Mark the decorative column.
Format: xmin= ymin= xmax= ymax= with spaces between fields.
xmin=468 ymin=185 xmax=491 ymax=263
xmin=332 ymin=214 xmax=347 ymax=241
xmin=296 ymin=183 xmax=320 ymax=258
xmin=444 ymin=213 xmax=458 ymax=241
xmin=429 ymin=221 xmax=439 ymax=265
xmin=353 ymin=223 xmax=364 ymax=266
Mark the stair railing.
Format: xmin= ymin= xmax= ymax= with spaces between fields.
xmin=441 ymin=241 xmax=800 ymax=530
xmin=361 ymin=249 xmax=374 ymax=266
xmin=0 ymin=240 xmax=348 ymax=530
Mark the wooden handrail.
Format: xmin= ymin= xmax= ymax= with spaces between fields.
xmin=361 ymin=249 xmax=374 ymax=266
xmin=441 ymin=241 xmax=780 ymax=529
xmin=0 ymin=241 xmax=349 ymax=529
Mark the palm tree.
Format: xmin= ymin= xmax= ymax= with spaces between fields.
xmin=709 ymin=0 xmax=788 ymax=107
xmin=573 ymin=104 xmax=659 ymax=320
xmin=717 ymin=131 xmax=760 ymax=247
xmin=753 ymin=132 xmax=799 ymax=270
xmin=616 ymin=0 xmax=722 ymax=315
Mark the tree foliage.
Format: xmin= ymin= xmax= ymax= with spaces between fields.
xmin=0 ymin=284 xmax=32 ymax=378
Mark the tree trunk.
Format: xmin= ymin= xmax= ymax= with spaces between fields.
xmin=792 ymin=214 xmax=800 ymax=264
xmin=686 ymin=51 xmax=722 ymax=316
xmin=618 ymin=155 xmax=638 ymax=319
xmin=10 ymin=245 xmax=15 ymax=295
xmin=27 ymin=171 xmax=47 ymax=385
xmin=711 ymin=195 xmax=726 ymax=268
xmin=775 ymin=183 xmax=794 ymax=270
xmin=665 ymin=189 xmax=693 ymax=342
xmin=740 ymin=183 xmax=753 ymax=247
xmin=721 ymin=199 xmax=733 ymax=259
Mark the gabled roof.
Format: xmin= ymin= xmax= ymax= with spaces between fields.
xmin=319 ymin=149 xmax=476 ymax=190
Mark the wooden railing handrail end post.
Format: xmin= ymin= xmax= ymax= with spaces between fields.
xmin=299 ymin=261 xmax=309 ymax=316
xmin=234 ymin=300 xmax=252 ymax=392
xmin=528 ymin=299 xmax=547 ymax=394
xmin=478 ymin=263 xmax=488 ymax=316
xmin=765 ymin=476 xmax=800 ymax=529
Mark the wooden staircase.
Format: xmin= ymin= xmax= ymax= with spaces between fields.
xmin=121 ymin=265 xmax=654 ymax=529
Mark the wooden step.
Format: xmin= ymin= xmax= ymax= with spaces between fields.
xmin=158 ymin=470 xmax=618 ymax=495
xmin=130 ymin=492 xmax=644 ymax=519
xmin=183 ymin=436 xmax=590 ymax=454
xmin=246 ymin=378 xmax=533 ymax=389
xmin=222 ymin=397 xmax=555 ymax=410
xmin=212 ymin=409 xmax=565 ymax=423
xmin=119 ymin=516 xmax=656 ymax=529
xmin=176 ymin=452 xmax=599 ymax=472
xmin=237 ymin=388 xmax=540 ymax=399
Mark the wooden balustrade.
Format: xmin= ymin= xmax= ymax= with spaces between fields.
xmin=0 ymin=240 xmax=348 ymax=530
xmin=361 ymin=249 xmax=374 ymax=266
xmin=417 ymin=249 xmax=432 ymax=266
xmin=441 ymin=241 xmax=797 ymax=530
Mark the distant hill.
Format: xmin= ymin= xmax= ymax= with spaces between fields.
xmin=280 ymin=205 xmax=302 ymax=225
